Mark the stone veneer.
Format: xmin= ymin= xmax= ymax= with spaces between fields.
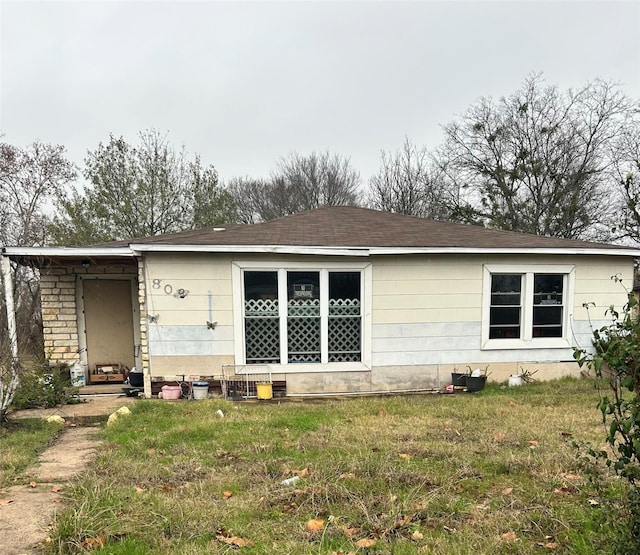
xmin=39 ymin=263 xmax=138 ymax=365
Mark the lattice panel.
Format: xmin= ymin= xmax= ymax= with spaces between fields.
xmin=329 ymin=317 xmax=361 ymax=362
xmin=245 ymin=298 xmax=279 ymax=317
xmin=287 ymin=316 xmax=321 ymax=363
xmin=245 ymin=317 xmax=280 ymax=363
xmin=329 ymin=298 xmax=361 ymax=316
xmin=288 ymin=298 xmax=320 ymax=317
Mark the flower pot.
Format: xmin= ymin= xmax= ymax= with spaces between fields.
xmin=451 ymin=372 xmax=467 ymax=387
xmin=465 ymin=375 xmax=487 ymax=393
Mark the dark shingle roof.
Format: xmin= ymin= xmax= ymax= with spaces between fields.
xmin=115 ymin=206 xmax=626 ymax=251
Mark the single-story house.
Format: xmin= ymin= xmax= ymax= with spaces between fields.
xmin=3 ymin=206 xmax=639 ymax=397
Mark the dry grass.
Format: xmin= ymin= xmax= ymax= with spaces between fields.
xmin=49 ymin=378 xmax=627 ymax=554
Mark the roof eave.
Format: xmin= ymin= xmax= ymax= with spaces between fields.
xmin=2 ymin=246 xmax=135 ymax=258
xmin=4 ymin=244 xmax=639 ymax=259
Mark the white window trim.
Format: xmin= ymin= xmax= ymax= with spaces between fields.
xmin=481 ymin=264 xmax=575 ymax=350
xmin=232 ymin=260 xmax=372 ymax=373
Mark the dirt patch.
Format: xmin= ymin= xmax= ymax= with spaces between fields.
xmin=10 ymin=395 xmax=137 ymax=421
xmin=1 ymin=396 xmax=137 ymax=554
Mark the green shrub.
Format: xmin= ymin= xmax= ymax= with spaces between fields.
xmin=12 ymin=362 xmax=79 ymax=410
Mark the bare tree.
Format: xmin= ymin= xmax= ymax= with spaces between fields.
xmin=612 ymin=122 xmax=640 ymax=243
xmin=368 ymin=137 xmax=450 ymax=219
xmin=227 ymin=151 xmax=362 ymax=223
xmin=0 ymin=141 xmax=77 ymax=421
xmin=274 ymin=151 xmax=361 ymax=211
xmin=439 ymin=75 xmax=632 ymax=239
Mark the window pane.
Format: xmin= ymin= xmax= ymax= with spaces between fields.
xmin=287 ymin=271 xmax=321 ymax=363
xmin=534 ymin=274 xmax=563 ymax=306
xmin=489 ymin=274 xmax=522 ymax=339
xmin=244 ymin=271 xmax=280 ymax=364
xmin=329 ymin=272 xmax=361 ymax=362
xmin=533 ymin=274 xmax=563 ymax=338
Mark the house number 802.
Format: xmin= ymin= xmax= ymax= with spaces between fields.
xmin=151 ymin=279 xmax=189 ymax=299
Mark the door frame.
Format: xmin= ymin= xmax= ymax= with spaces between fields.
xmin=76 ymin=274 xmax=142 ymax=373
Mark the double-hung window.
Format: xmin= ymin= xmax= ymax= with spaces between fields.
xmin=236 ymin=263 xmax=370 ymax=369
xmin=483 ymin=264 xmax=574 ymax=349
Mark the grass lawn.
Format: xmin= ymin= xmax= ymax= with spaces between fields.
xmin=0 ymin=419 xmax=64 ymax=488
xmin=50 ymin=379 xmax=627 ymax=554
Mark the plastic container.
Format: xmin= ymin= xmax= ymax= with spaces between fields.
xmin=281 ymin=476 xmax=300 ymax=487
xmin=161 ymin=385 xmax=182 ymax=400
xmin=256 ymin=382 xmax=273 ymax=400
xmin=508 ymin=375 xmax=523 ymax=387
xmin=70 ymin=363 xmax=86 ymax=387
xmin=192 ymin=381 xmax=209 ymax=400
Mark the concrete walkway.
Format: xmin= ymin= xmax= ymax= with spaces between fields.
xmin=1 ymin=396 xmax=136 ymax=554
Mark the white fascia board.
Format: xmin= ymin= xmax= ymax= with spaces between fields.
xmin=369 ymin=246 xmax=640 ymax=257
xmin=129 ymin=244 xmax=371 ymax=257
xmin=2 ymin=246 xmax=134 ymax=257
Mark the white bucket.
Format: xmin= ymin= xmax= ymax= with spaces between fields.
xmin=508 ymin=375 xmax=523 ymax=387
xmin=192 ymin=382 xmax=209 ymax=400
xmin=70 ymin=364 xmax=85 ymax=387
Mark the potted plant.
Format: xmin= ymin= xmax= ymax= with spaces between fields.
xmin=465 ymin=365 xmax=489 ymax=392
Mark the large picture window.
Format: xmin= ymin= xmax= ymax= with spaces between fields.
xmin=483 ymin=265 xmax=573 ymax=349
xmin=239 ymin=266 xmax=366 ymax=367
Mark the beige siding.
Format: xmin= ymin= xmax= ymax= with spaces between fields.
xmin=144 ymin=253 xmax=234 ymax=326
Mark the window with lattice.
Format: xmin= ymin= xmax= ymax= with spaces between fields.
xmin=242 ymin=269 xmax=362 ymax=365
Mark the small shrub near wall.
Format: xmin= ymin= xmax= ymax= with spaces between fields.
xmin=12 ymin=362 xmax=79 ymax=410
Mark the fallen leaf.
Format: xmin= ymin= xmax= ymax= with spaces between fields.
xmin=223 ymin=490 xmax=233 ymax=499
xmin=553 ymin=487 xmax=572 ymax=495
xmin=588 ymin=498 xmax=600 ymax=506
xmin=494 ymin=432 xmax=506 ymax=441
xmin=306 ymin=518 xmax=325 ymax=531
xmin=339 ymin=525 xmax=360 ymax=537
xmin=355 ymin=538 xmax=376 ymax=548
xmin=544 ymin=542 xmax=559 ymax=549
xmin=218 ymin=535 xmax=255 ymax=547
xmin=339 ymin=472 xmax=356 ymax=479
xmin=501 ymin=531 xmax=518 ymax=541
xmin=411 ymin=530 xmax=424 ymax=541
xmin=147 ymin=448 xmax=156 ymax=455
xmin=378 ymin=408 xmax=387 ymax=416
xmin=294 ymin=468 xmax=310 ymax=478
xmin=508 ymin=400 xmax=516 ymax=407
xmin=160 ymin=485 xmax=173 ymax=492
xmin=82 ymin=535 xmax=106 ymax=549
xmin=394 ymin=514 xmax=412 ymax=527
xmin=135 ymin=487 xmax=145 ymax=494
xmin=51 ymin=485 xmax=62 ymax=493
xmin=0 ymin=498 xmax=14 ymax=505
xmin=502 ymin=487 xmax=513 ymax=495
xmin=399 ymin=453 xmax=412 ymax=460
xmin=560 ymin=432 xmax=573 ymax=438
xmin=528 ymin=440 xmax=538 ymax=447
xmin=29 ymin=481 xmax=38 ymax=488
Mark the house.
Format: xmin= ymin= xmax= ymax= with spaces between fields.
xmin=3 ymin=206 xmax=639 ymax=397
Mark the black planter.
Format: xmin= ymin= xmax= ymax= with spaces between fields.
xmin=129 ymin=372 xmax=144 ymax=387
xmin=451 ymin=372 xmax=467 ymax=387
xmin=465 ymin=375 xmax=487 ymax=392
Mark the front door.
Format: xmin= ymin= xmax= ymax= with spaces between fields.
xmin=82 ymin=279 xmax=136 ymax=372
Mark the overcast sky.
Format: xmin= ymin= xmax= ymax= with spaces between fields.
xmin=1 ymin=0 xmax=639 ymax=188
